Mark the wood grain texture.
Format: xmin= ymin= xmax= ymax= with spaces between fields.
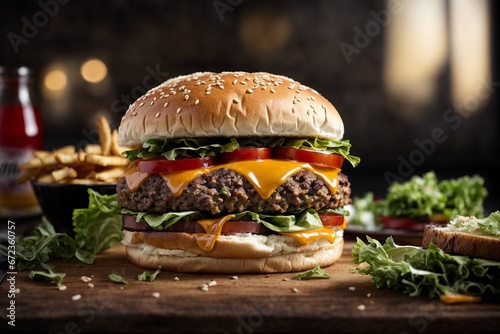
xmin=1 ymin=241 xmax=499 ymax=334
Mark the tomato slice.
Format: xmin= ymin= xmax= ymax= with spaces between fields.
xmin=122 ymin=215 xmax=270 ymax=234
xmin=135 ymin=156 xmax=215 ymax=173
xmin=319 ymin=212 xmax=345 ymax=227
xmin=273 ymin=147 xmax=344 ymax=168
xmin=218 ymin=147 xmax=272 ymax=164
xmin=378 ymin=215 xmax=430 ymax=231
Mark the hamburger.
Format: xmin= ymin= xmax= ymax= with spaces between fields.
xmin=117 ymin=71 xmax=360 ymax=273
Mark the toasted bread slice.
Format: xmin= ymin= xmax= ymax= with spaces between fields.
xmin=422 ymin=225 xmax=500 ymax=261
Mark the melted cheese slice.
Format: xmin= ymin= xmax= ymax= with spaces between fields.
xmin=124 ymin=159 xmax=340 ymax=199
xmin=188 ymin=215 xmax=339 ymax=252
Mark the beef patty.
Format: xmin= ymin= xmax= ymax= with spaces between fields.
xmin=117 ymin=169 xmax=351 ymax=215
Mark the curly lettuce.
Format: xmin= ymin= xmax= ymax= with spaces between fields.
xmin=352 ymin=235 xmax=500 ymax=300
xmin=123 ymin=137 xmax=360 ymax=167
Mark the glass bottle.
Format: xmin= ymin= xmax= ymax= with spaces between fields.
xmin=0 ymin=66 xmax=44 ymax=215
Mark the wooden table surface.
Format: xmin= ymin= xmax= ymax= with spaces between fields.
xmin=1 ymin=238 xmax=499 ymax=334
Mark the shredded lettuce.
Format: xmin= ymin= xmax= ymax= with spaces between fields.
xmin=350 ymin=172 xmax=487 ymax=229
xmin=72 ymin=189 xmax=123 ymax=264
xmin=122 ymin=208 xmax=328 ymax=233
xmin=352 ymin=236 xmax=500 ymax=299
xmin=123 ymin=137 xmax=360 ymax=167
xmin=448 ymin=211 xmax=500 ymax=238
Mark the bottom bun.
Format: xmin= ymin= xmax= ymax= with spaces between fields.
xmin=122 ymin=230 xmax=344 ymax=273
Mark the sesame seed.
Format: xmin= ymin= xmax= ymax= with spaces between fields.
xmin=81 ymin=276 xmax=92 ymax=283
xmin=282 ymin=277 xmax=289 ymax=281
xmin=232 ymin=79 xmax=238 ymax=84
xmin=232 ymin=276 xmax=238 ymax=280
xmin=270 ymin=89 xmax=276 ymax=93
xmin=71 ymin=294 xmax=81 ymax=301
xmin=153 ymin=97 xmax=157 ymax=101
xmin=139 ymin=102 xmax=144 ymax=107
xmin=348 ymin=286 xmax=356 ymax=291
xmin=367 ymin=293 xmax=371 ymax=298
xmin=163 ymin=102 xmax=169 ymax=108
xmin=152 ymin=292 xmax=160 ymax=298
xmin=174 ymin=277 xmax=179 ymax=281
xmin=150 ymin=100 xmax=154 ymax=105
xmin=88 ymin=283 xmax=94 ymax=288
xmin=208 ymin=280 xmax=217 ymax=287
xmin=357 ymin=305 xmax=366 ymax=311
xmin=240 ymin=81 xmax=247 ymax=85
xmin=233 ymin=99 xmax=238 ymax=104
xmin=185 ymin=95 xmax=189 ymax=101
xmin=246 ymin=88 xmax=253 ymax=93
xmin=194 ymin=99 xmax=200 ymax=105
xmin=176 ymin=107 xmax=181 ymax=113
xmin=155 ymin=112 xmax=160 ymax=118
xmin=201 ymin=284 xmax=209 ymax=292
xmin=261 ymin=86 xmax=266 ymax=90
xmin=58 ymin=285 xmax=67 ymax=291
xmin=292 ymin=288 xmax=299 ymax=293
xmin=205 ymin=91 xmax=211 ymax=95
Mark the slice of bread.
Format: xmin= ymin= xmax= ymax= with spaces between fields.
xmin=422 ymin=225 xmax=500 ymax=261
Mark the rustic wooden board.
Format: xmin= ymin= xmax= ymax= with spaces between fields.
xmin=1 ymin=239 xmax=499 ymax=334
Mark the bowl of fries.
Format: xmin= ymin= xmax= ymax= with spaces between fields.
xmin=19 ymin=116 xmax=130 ymax=234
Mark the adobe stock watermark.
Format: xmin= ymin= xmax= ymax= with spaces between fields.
xmin=213 ymin=0 xmax=245 ymax=22
xmin=110 ymin=64 xmax=170 ymax=115
xmin=384 ymin=74 xmax=500 ymax=185
xmin=339 ymin=0 xmax=407 ymax=64
xmin=7 ymin=0 xmax=71 ymax=54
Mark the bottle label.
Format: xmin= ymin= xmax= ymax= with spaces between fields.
xmin=0 ymin=146 xmax=38 ymax=209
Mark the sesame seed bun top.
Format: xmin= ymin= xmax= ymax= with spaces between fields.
xmin=118 ymin=71 xmax=344 ymax=147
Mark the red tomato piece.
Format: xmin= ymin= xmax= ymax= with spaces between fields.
xmin=319 ymin=212 xmax=345 ymax=227
xmin=378 ymin=215 xmax=429 ymax=231
xmin=273 ymin=147 xmax=344 ymax=168
xmin=218 ymin=147 xmax=272 ymax=163
xmin=136 ymin=156 xmax=216 ymax=173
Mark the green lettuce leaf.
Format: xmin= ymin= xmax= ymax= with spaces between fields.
xmin=352 ymin=236 xmax=500 ymax=298
xmin=375 ymin=171 xmax=487 ymax=220
xmin=72 ymin=189 xmax=123 ymax=264
xmin=122 ymin=208 xmax=327 ymax=233
xmin=123 ymin=137 xmax=360 ymax=167
xmin=296 ymin=265 xmax=331 ymax=280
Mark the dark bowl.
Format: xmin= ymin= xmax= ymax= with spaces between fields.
xmin=31 ymin=181 xmax=117 ymax=235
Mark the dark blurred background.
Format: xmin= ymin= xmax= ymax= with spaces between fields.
xmin=1 ymin=0 xmax=498 ymax=213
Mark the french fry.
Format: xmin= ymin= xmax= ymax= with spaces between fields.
xmin=84 ymin=144 xmax=102 ymax=155
xmin=97 ymin=115 xmax=112 ymax=156
xmin=18 ymin=157 xmax=43 ymax=170
xmin=33 ymin=150 xmax=51 ymax=159
xmin=55 ymin=153 xmax=79 ymax=165
xmin=37 ymin=173 xmax=56 ymax=183
xmin=96 ymin=167 xmax=126 ymax=182
xmin=51 ymin=167 xmax=77 ymax=182
xmin=17 ymin=117 xmax=127 ymax=185
xmin=110 ymin=129 xmax=123 ymax=156
xmin=53 ymin=145 xmax=76 ymax=155
xmin=67 ymin=178 xmax=99 ymax=184
xmin=84 ymin=154 xmax=129 ymax=167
